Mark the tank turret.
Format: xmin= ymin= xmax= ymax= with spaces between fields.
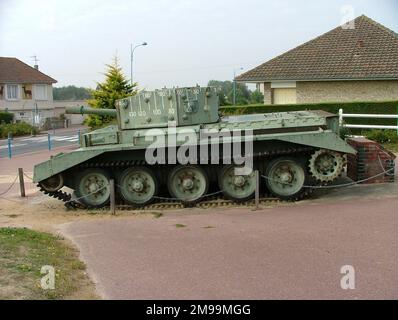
xmin=116 ymin=86 xmax=219 ymax=129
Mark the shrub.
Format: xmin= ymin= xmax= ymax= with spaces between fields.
xmin=365 ymin=129 xmax=398 ymax=144
xmin=0 ymin=122 xmax=39 ymax=138
xmin=0 ymin=112 xmax=14 ymax=124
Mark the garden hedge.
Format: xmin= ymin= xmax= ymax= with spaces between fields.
xmin=0 ymin=112 xmax=14 ymax=124
xmin=0 ymin=122 xmax=39 ymax=139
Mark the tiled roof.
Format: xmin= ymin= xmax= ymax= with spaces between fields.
xmin=236 ymin=15 xmax=398 ymax=82
xmin=0 ymin=57 xmax=57 ymax=84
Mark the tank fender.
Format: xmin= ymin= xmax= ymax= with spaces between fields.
xmin=33 ymin=149 xmax=105 ymax=183
xmin=277 ymin=131 xmax=356 ymax=154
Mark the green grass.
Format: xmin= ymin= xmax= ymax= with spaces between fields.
xmin=0 ymin=227 xmax=94 ymax=300
xmin=151 ymin=212 xmax=163 ymax=219
xmin=383 ymin=142 xmax=398 ymax=153
xmin=175 ymin=224 xmax=186 ymax=228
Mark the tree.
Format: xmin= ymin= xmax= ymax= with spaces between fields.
xmin=86 ymin=56 xmax=136 ymax=128
xmin=250 ymin=90 xmax=264 ymax=104
xmin=53 ymin=86 xmax=91 ymax=100
xmin=207 ymin=80 xmax=251 ymax=106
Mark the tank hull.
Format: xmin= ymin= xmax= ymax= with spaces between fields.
xmin=34 ymin=86 xmax=356 ymax=207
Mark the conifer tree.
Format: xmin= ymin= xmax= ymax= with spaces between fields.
xmin=86 ymin=56 xmax=136 ymax=128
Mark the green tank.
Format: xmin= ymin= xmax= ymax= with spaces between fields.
xmin=34 ymin=86 xmax=355 ymax=208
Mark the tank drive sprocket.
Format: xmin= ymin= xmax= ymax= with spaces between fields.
xmin=308 ymin=149 xmax=344 ymax=183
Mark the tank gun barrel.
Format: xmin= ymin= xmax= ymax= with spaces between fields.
xmin=65 ymin=106 xmax=117 ymax=117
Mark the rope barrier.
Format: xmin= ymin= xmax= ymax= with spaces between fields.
xmin=152 ymin=190 xmax=224 ymax=201
xmin=0 ymin=174 xmax=19 ymax=196
xmin=0 ymin=196 xmax=21 ymax=203
xmin=23 ymin=172 xmax=34 ymax=181
xmin=116 ymin=183 xmax=224 ymax=202
xmin=38 ymin=152 xmax=396 ymax=207
xmin=262 ymin=157 xmax=395 ymax=190
xmin=65 ymin=184 xmax=110 ymax=204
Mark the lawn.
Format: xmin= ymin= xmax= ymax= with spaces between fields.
xmin=0 ymin=227 xmax=97 ymax=300
xmin=383 ymin=142 xmax=398 ymax=153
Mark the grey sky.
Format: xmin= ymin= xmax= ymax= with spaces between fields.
xmin=1 ymin=0 xmax=397 ymax=90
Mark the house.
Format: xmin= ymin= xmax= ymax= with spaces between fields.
xmin=0 ymin=57 xmax=57 ymax=125
xmin=53 ymin=100 xmax=89 ymax=125
xmin=235 ymin=15 xmax=398 ymax=105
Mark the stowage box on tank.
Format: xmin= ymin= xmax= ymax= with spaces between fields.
xmin=34 ymin=86 xmax=356 ymax=208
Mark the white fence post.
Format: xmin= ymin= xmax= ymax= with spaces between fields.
xmin=339 ymin=108 xmax=344 ymax=127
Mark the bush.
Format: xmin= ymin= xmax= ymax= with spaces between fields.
xmin=365 ymin=129 xmax=398 ymax=144
xmin=0 ymin=112 xmax=14 ymax=124
xmin=0 ymin=122 xmax=39 ymax=138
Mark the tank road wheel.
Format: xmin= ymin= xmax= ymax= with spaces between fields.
xmin=218 ymin=165 xmax=256 ymax=202
xmin=309 ymin=149 xmax=344 ymax=183
xmin=168 ymin=165 xmax=209 ymax=205
xmin=265 ymin=157 xmax=307 ymax=201
xmin=75 ymin=168 xmax=111 ymax=208
xmin=118 ymin=167 xmax=158 ymax=207
xmin=39 ymin=174 xmax=64 ymax=192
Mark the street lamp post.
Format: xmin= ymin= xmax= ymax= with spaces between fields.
xmin=233 ymin=67 xmax=243 ymax=106
xmin=130 ymin=42 xmax=148 ymax=85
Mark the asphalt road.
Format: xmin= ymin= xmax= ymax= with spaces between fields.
xmin=0 ymin=132 xmax=79 ymax=158
xmin=62 ymin=194 xmax=398 ymax=300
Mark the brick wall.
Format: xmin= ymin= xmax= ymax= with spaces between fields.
xmin=297 ymin=80 xmax=398 ymax=104
xmin=346 ymin=137 xmax=396 ymax=184
xmin=260 ymin=83 xmax=272 ymax=104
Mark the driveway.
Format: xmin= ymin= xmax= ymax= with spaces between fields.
xmin=61 ymin=192 xmax=398 ymax=300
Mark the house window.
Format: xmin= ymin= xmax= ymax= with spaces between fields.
xmin=34 ymin=85 xmax=47 ymax=100
xmin=6 ymin=84 xmax=19 ymax=100
xmin=22 ymin=84 xmax=33 ymax=100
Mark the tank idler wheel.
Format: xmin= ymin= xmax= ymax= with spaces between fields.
xmin=167 ymin=165 xmax=209 ymax=205
xmin=309 ymin=149 xmax=344 ymax=183
xmin=218 ymin=165 xmax=256 ymax=202
xmin=75 ymin=168 xmax=111 ymax=208
xmin=118 ymin=167 xmax=158 ymax=207
xmin=265 ymin=157 xmax=308 ymax=201
xmin=39 ymin=174 xmax=64 ymax=192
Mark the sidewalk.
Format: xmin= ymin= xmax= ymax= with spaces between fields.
xmin=42 ymin=124 xmax=88 ymax=135
xmin=0 ymin=145 xmax=77 ymax=198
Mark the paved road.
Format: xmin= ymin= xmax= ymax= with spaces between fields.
xmin=0 ymin=132 xmax=79 ymax=158
xmin=62 ymin=194 xmax=398 ymax=300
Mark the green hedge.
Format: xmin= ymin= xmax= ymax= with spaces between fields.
xmin=221 ymin=100 xmax=398 ymax=128
xmin=0 ymin=123 xmax=39 ymax=139
xmin=365 ymin=129 xmax=398 ymax=144
xmin=0 ymin=112 xmax=14 ymax=124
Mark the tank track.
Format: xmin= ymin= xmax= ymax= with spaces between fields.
xmin=38 ymin=146 xmax=315 ymax=211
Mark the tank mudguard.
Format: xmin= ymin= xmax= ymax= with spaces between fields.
xmin=276 ymin=131 xmax=356 ymax=154
xmin=33 ymin=149 xmax=105 ymax=183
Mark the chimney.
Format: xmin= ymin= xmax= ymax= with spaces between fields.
xmin=34 ymin=64 xmax=39 ymax=70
